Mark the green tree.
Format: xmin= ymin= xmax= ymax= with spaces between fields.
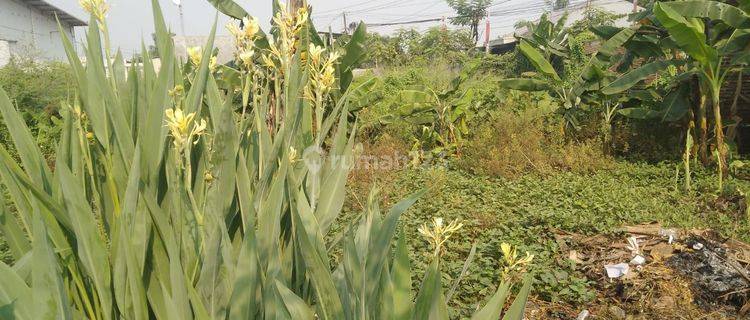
xmin=446 ymin=0 xmax=492 ymax=42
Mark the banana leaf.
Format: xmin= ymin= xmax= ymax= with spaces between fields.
xmin=207 ymin=0 xmax=248 ymax=20
xmin=664 ymin=1 xmax=750 ymax=29
xmin=518 ymin=41 xmax=560 ymax=80
xmin=602 ymin=60 xmax=679 ymax=94
xmin=654 ymin=2 xmax=718 ymax=65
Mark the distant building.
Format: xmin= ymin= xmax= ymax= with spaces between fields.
xmin=0 ymin=0 xmax=86 ymax=65
xmin=486 ymin=0 xmax=641 ymax=54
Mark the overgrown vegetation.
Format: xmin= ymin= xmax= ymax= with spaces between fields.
xmin=2 ymin=0 xmax=750 ymax=318
xmin=0 ymin=0 xmax=532 ymax=319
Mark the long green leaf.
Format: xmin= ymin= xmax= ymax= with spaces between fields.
xmin=518 ymin=40 xmax=560 ymax=80
xmin=601 ymin=60 xmax=677 ymax=94
xmin=498 ymin=78 xmax=550 ymax=92
xmin=470 ymin=282 xmax=511 ymax=320
xmin=0 ymin=262 xmax=32 ymax=319
xmin=598 ymin=27 xmax=635 ymax=57
xmin=31 ymin=214 xmax=70 ymax=320
xmin=501 ymin=276 xmax=533 ymax=320
xmin=207 ymin=0 xmax=249 ymax=20
xmin=665 ymin=1 xmax=750 ymax=29
xmin=275 ymin=280 xmax=315 ymax=320
xmin=654 ymin=2 xmax=718 ymax=65
xmin=391 ymin=230 xmax=413 ymax=320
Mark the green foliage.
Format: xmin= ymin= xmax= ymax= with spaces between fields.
xmin=446 ymin=0 xmax=493 ymax=41
xmin=361 ymin=27 xmax=475 ymax=68
xmin=0 ymin=58 xmax=74 ymax=112
xmin=345 ymin=161 xmax=750 ymax=316
xmin=0 ymin=59 xmax=68 ymax=164
xmin=0 ymin=1 xmax=531 ymax=319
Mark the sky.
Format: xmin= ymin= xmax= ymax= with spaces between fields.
xmin=45 ymin=0 xmax=591 ymax=55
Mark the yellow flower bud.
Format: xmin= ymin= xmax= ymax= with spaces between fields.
xmin=187 ymin=46 xmax=203 ymax=66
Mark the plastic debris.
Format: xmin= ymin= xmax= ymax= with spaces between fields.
xmin=693 ymin=242 xmax=704 ymax=250
xmin=605 ymin=263 xmax=630 ymax=278
xmin=659 ymin=228 xmax=677 ymax=244
xmin=626 ymin=236 xmax=642 ymax=256
xmin=630 ymin=255 xmax=646 ymax=265
xmin=576 ymin=309 xmax=590 ymax=320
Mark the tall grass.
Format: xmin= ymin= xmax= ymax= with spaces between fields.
xmin=0 ymin=0 xmax=530 ymax=318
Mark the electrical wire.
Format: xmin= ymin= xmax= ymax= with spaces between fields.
xmin=312 ymin=0 xmax=402 ymax=15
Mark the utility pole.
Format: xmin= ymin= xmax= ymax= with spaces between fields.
xmin=632 ymin=0 xmax=639 ymax=13
xmin=441 ymin=16 xmax=447 ymax=30
xmin=343 ymin=12 xmax=349 ymax=35
xmin=328 ymin=26 xmax=334 ymax=46
xmin=172 ymin=0 xmax=186 ymax=36
xmin=178 ymin=4 xmax=186 ymax=36
xmin=484 ymin=10 xmax=491 ymax=54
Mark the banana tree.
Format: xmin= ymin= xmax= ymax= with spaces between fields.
xmin=0 ymin=0 xmax=534 ymax=319
xmin=383 ymin=64 xmax=480 ymax=156
xmin=500 ymin=26 xmax=636 ymax=132
xmin=604 ymin=0 xmax=750 ymax=178
xmin=515 ymin=12 xmax=570 ymax=59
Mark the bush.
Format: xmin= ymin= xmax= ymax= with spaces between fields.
xmin=0 ymin=58 xmax=69 ymax=163
xmin=0 ymin=57 xmax=74 ymax=112
xmin=361 ymin=27 xmax=475 ymax=68
xmin=457 ymin=109 xmax=612 ymax=178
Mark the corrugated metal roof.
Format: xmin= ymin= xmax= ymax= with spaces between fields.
xmin=20 ymin=0 xmax=87 ymax=27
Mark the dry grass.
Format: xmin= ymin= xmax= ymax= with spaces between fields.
xmin=457 ymin=112 xmax=613 ymax=179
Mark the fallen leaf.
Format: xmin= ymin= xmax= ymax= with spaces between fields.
xmin=650 ymin=243 xmax=674 ymax=262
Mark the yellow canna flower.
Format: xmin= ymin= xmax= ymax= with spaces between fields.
xmin=165 ymin=108 xmax=207 ymax=151
xmin=243 ymin=16 xmax=260 ymax=39
xmin=191 ymin=118 xmax=208 ymax=143
xmin=226 ymin=22 xmax=243 ymax=40
xmin=238 ymin=49 xmax=255 ymax=68
xmin=418 ymin=217 xmax=464 ymax=257
xmin=295 ymin=7 xmax=309 ymax=29
xmin=320 ymin=64 xmax=336 ymax=89
xmin=499 ymin=242 xmax=534 ymax=280
xmin=187 ymin=46 xmax=203 ymax=66
xmin=308 ymin=44 xmax=325 ymax=65
xmin=79 ymin=0 xmax=108 ymax=22
xmin=288 ymin=147 xmax=298 ymax=163
xmin=169 ymin=85 xmax=185 ymax=99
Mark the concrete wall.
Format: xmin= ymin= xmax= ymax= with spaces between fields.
xmin=0 ymin=0 xmax=78 ymax=63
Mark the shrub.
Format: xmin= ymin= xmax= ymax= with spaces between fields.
xmin=457 ymin=108 xmax=612 ymax=178
xmin=0 ymin=58 xmax=74 ymax=112
xmin=0 ymin=59 xmax=69 ymax=163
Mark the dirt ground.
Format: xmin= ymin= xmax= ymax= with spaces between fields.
xmin=525 ymin=224 xmax=750 ymax=319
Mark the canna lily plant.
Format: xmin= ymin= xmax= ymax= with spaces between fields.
xmin=0 ymin=0 xmax=532 ymax=319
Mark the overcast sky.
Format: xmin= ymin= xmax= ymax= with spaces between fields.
xmin=46 ymin=0 xmax=589 ymax=55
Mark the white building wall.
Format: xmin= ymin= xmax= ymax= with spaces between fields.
xmin=0 ymin=0 xmax=78 ymax=63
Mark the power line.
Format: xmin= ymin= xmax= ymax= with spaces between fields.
xmin=376 ymin=0 xmax=446 ymax=25
xmin=365 ymin=1 xmax=550 ymax=27
xmin=312 ymin=0 xmax=400 ymax=15
xmin=313 ymin=0 xmax=448 ymax=19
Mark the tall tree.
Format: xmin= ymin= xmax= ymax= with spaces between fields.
xmin=446 ymin=0 xmax=492 ymax=42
